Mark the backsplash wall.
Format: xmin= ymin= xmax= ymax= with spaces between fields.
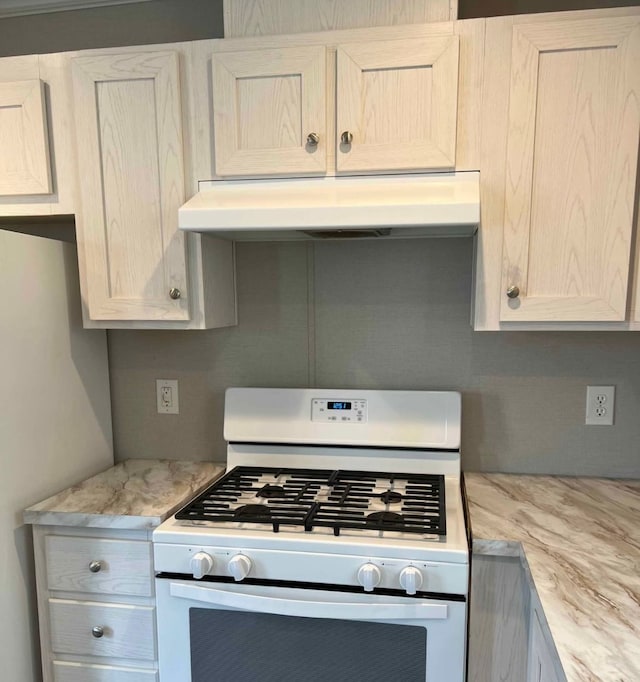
xmin=108 ymin=239 xmax=640 ymax=477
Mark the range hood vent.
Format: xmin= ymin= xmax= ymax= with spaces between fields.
xmin=179 ymin=171 xmax=480 ymax=241
xmin=302 ymin=228 xmax=392 ymax=239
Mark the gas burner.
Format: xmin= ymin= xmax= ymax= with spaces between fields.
xmin=366 ymin=511 xmax=405 ymax=528
xmin=379 ymin=490 xmax=403 ymax=504
xmin=234 ymin=504 xmax=271 ymax=520
xmin=256 ymin=484 xmax=286 ymax=499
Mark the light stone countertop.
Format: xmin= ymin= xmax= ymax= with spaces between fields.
xmin=466 ymin=473 xmax=640 ymax=682
xmin=24 ymin=459 xmax=224 ymax=530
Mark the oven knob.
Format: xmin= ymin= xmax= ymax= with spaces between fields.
xmin=190 ymin=551 xmax=214 ymax=579
xmin=228 ymin=554 xmax=252 ymax=582
xmin=399 ymin=566 xmax=423 ymax=596
xmin=357 ymin=563 xmax=382 ymax=592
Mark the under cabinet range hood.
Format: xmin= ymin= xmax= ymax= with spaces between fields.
xmin=178 ymin=171 xmax=480 ymax=241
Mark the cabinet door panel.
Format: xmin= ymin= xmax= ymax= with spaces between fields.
xmin=0 ymin=79 xmax=51 ymax=195
xmin=528 ymin=607 xmax=562 ymax=682
xmin=336 ymin=36 xmax=458 ymax=172
xmin=72 ymin=51 xmax=189 ymax=321
xmin=213 ymin=46 xmax=326 ymax=176
xmin=501 ymin=17 xmax=640 ymax=322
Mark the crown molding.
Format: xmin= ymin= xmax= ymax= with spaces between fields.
xmin=0 ymin=0 xmax=154 ymax=18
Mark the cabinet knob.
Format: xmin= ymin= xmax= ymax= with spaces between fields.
xmin=306 ymin=132 xmax=319 ymax=146
xmin=341 ymin=130 xmax=353 ymax=145
xmin=88 ymin=560 xmax=102 ymax=573
xmin=506 ymin=285 xmax=520 ymax=299
xmin=91 ymin=626 xmax=105 ymax=639
xmin=169 ymin=288 xmax=181 ymax=300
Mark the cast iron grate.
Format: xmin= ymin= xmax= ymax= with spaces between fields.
xmin=175 ymin=466 xmax=446 ymax=537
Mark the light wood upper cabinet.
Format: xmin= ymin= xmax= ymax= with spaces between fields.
xmin=223 ymin=0 xmax=457 ymax=38
xmin=0 ymin=53 xmax=80 ymax=218
xmin=210 ymin=29 xmax=460 ymax=178
xmin=336 ymin=36 xmax=459 ymax=172
xmin=0 ymin=79 xmax=52 ymax=196
xmin=213 ymin=46 xmax=327 ymax=176
xmin=72 ymin=50 xmax=190 ymax=322
xmin=500 ymin=16 xmax=640 ymax=323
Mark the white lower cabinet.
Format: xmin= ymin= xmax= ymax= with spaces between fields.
xmin=468 ymin=555 xmax=529 ymax=681
xmin=528 ymin=599 xmax=563 ymax=682
xmin=469 ymin=553 xmax=566 ymax=682
xmin=33 ymin=526 xmax=158 ymax=682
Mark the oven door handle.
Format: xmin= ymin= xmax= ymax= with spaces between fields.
xmin=169 ymin=582 xmax=449 ymax=621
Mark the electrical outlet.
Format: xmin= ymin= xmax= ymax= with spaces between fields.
xmin=585 ymin=385 xmax=615 ymax=426
xmin=156 ymin=379 xmax=179 ymax=414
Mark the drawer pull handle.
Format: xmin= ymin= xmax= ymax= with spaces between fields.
xmin=506 ymin=285 xmax=520 ymax=299
xmin=91 ymin=625 xmax=105 ymax=639
xmin=341 ymin=130 xmax=353 ymax=145
xmin=88 ymin=560 xmax=102 ymax=573
xmin=306 ymin=132 xmax=319 ymax=146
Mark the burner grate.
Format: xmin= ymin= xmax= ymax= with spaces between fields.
xmin=176 ymin=466 xmax=446 ymax=537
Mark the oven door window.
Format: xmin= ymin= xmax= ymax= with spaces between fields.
xmin=189 ymin=608 xmax=427 ymax=682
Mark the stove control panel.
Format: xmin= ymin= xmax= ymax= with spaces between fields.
xmin=154 ymin=544 xmax=469 ymax=596
xmin=311 ymin=398 xmax=368 ymax=423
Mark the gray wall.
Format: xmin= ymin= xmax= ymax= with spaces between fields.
xmin=0 ymin=0 xmax=223 ymax=56
xmin=108 ymin=240 xmax=640 ymax=478
xmin=2 ymin=0 xmax=640 ymax=478
xmin=459 ymin=0 xmax=640 ymax=18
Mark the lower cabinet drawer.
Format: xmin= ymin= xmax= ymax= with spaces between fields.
xmin=45 ymin=535 xmax=153 ymax=597
xmin=53 ymin=661 xmax=158 ymax=682
xmin=49 ymin=599 xmax=156 ymax=661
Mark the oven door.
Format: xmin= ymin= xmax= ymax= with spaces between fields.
xmin=156 ymin=577 xmax=466 ymax=682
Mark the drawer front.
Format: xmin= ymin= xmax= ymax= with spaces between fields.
xmin=49 ymin=599 xmax=156 ymax=661
xmin=54 ymin=661 xmax=158 ymax=682
xmin=46 ymin=536 xmax=153 ymax=597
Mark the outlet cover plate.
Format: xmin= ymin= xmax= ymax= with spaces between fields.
xmin=585 ymin=385 xmax=615 ymax=426
xmin=157 ymin=379 xmax=179 ymax=414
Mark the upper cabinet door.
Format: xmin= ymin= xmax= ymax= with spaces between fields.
xmin=212 ymin=46 xmax=327 ymax=176
xmin=72 ymin=51 xmax=189 ymax=322
xmin=0 ymin=79 xmax=52 ymax=195
xmin=335 ymin=36 xmax=459 ymax=173
xmin=501 ymin=16 xmax=640 ymax=322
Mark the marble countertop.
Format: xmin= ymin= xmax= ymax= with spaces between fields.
xmin=24 ymin=459 xmax=224 ymax=530
xmin=466 ymin=473 xmax=640 ymax=682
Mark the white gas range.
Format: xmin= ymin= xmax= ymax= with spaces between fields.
xmin=153 ymin=388 xmax=470 ymax=682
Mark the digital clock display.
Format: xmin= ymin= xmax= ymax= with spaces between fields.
xmin=328 ymin=401 xmax=352 ymax=410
